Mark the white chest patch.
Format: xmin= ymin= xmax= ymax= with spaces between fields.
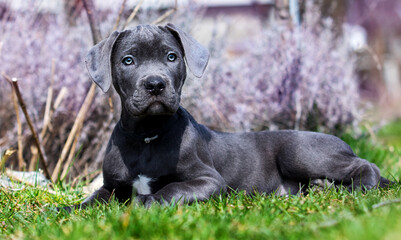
xmin=132 ymin=175 xmax=152 ymax=195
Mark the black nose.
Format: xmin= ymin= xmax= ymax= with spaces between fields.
xmin=144 ymin=76 xmax=166 ymax=96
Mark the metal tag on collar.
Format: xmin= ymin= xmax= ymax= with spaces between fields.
xmin=144 ymin=135 xmax=158 ymax=143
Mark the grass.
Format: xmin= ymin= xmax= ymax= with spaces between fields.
xmin=377 ymin=120 xmax=401 ymax=147
xmin=1 ymin=124 xmax=401 ymax=240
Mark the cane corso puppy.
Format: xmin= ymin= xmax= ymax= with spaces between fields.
xmin=66 ymin=23 xmax=392 ymax=209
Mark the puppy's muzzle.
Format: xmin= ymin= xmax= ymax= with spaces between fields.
xmin=144 ymin=76 xmax=166 ymax=96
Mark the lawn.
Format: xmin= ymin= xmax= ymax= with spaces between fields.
xmin=1 ymin=124 xmax=400 ymax=240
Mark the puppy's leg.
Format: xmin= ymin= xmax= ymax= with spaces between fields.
xmin=59 ymin=186 xmax=112 ymax=212
xmin=343 ymin=160 xmax=395 ymax=191
xmin=378 ymin=176 xmax=394 ymax=188
xmin=277 ymin=132 xmax=390 ymax=192
xmin=136 ymin=176 xmax=227 ymax=207
xmin=61 ymin=185 xmax=132 ymax=212
xmin=342 ymin=159 xmax=382 ymax=191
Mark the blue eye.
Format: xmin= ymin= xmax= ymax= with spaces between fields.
xmin=122 ymin=56 xmax=134 ymax=65
xmin=167 ymin=53 xmax=177 ymax=62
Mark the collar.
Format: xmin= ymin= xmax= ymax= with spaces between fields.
xmin=117 ymin=107 xmax=183 ymax=143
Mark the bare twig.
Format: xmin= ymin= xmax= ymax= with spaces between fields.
xmin=44 ymin=86 xmax=68 ymax=135
xmin=33 ymin=60 xmax=55 ymax=166
xmin=122 ymin=0 xmax=144 ymax=29
xmin=40 ymin=58 xmax=56 ymax=138
xmin=30 ymin=59 xmax=56 ymax=170
xmin=82 ymin=0 xmax=102 ymax=45
xmin=71 ymin=169 xmax=101 ymax=187
xmin=28 ymin=145 xmax=38 ymax=171
xmin=60 ymin=123 xmax=82 ymax=180
xmin=113 ymin=0 xmax=127 ymax=31
xmin=5 ymin=169 xmax=57 ymax=195
xmin=45 ymin=87 xmax=68 ymax=139
xmin=11 ymin=86 xmax=25 ymax=170
xmin=53 ymin=87 xmax=68 ymax=110
xmin=84 ymin=164 xmax=89 ymax=181
xmin=1 ymin=149 xmax=15 ymax=170
xmin=47 ymin=87 xmax=68 ymax=134
xmin=2 ymin=73 xmax=51 ymax=180
xmin=29 ymin=87 xmax=67 ymax=172
xmin=152 ymin=0 xmax=178 ymax=25
xmin=52 ymin=0 xmax=103 ymax=182
xmin=372 ymin=199 xmax=401 ymax=209
xmin=52 ymin=83 xmax=97 ymax=182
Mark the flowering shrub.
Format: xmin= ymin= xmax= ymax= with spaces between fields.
xmin=182 ymin=5 xmax=360 ymax=133
xmin=0 ymin=2 xmax=360 ymax=176
xmin=0 ymin=2 xmax=117 ymax=172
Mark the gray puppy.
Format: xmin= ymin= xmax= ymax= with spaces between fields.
xmin=67 ymin=23 xmax=391 ymax=209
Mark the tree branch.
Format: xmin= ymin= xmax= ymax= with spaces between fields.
xmin=82 ymin=0 xmax=102 ymax=44
xmin=123 ymin=0 xmax=144 ymax=29
xmin=52 ymin=0 xmax=104 ymax=182
xmin=152 ymin=0 xmax=177 ymax=25
xmin=2 ymin=73 xmax=51 ymax=180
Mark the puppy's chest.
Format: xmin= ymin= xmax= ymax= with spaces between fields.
xmin=120 ymin=142 xmax=183 ymax=194
xmin=132 ymin=174 xmax=153 ymax=195
xmin=132 ymin=173 xmax=181 ymax=195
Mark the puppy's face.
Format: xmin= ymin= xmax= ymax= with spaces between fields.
xmin=111 ymin=26 xmax=186 ymax=117
xmin=85 ymin=23 xmax=209 ymax=118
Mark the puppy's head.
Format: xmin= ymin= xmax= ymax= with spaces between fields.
xmin=85 ymin=24 xmax=209 ymax=117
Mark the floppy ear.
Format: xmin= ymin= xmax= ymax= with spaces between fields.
xmin=166 ymin=23 xmax=209 ymax=78
xmin=85 ymin=31 xmax=121 ymax=92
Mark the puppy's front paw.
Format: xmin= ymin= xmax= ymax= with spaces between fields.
xmin=346 ymin=184 xmax=374 ymax=193
xmin=135 ymin=194 xmax=158 ymax=207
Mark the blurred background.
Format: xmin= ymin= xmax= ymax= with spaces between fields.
xmin=0 ymin=0 xmax=400 ymax=181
